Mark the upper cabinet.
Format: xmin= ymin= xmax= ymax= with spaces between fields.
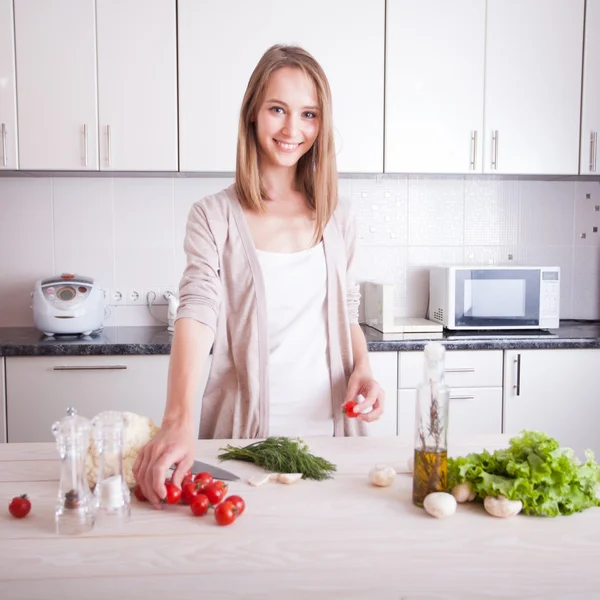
xmin=483 ymin=0 xmax=584 ymax=175
xmin=14 ymin=0 xmax=99 ymax=170
xmin=385 ymin=0 xmax=486 ymax=174
xmin=580 ymin=0 xmax=599 ymax=174
xmin=178 ymin=0 xmax=385 ymax=173
xmin=96 ymin=0 xmax=178 ymax=171
xmin=0 ymin=0 xmax=18 ymax=170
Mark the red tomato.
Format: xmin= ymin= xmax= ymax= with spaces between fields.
xmin=193 ymin=471 xmax=214 ymax=490
xmin=9 ymin=494 xmax=31 ymax=519
xmin=164 ymin=482 xmax=182 ymax=505
xmin=181 ymin=481 xmax=202 ymax=505
xmin=342 ymin=400 xmax=359 ymax=418
xmin=190 ymin=494 xmax=210 ymax=517
xmin=133 ymin=485 xmax=147 ymax=502
xmin=214 ymin=500 xmax=237 ymax=526
xmin=225 ymin=495 xmax=245 ymax=516
xmin=204 ymin=481 xmax=228 ymax=506
xmin=181 ymin=476 xmax=193 ymax=489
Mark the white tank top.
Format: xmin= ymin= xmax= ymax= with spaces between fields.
xmin=256 ymin=242 xmax=333 ymax=437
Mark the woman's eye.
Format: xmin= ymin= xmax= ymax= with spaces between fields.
xmin=270 ymin=106 xmax=284 ymax=114
xmin=304 ymin=111 xmax=317 ymax=119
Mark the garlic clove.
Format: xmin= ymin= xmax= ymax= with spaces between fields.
xmin=248 ymin=473 xmax=274 ymax=487
xmin=277 ymin=473 xmax=303 ymax=484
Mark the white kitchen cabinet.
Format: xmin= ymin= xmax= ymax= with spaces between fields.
xmin=6 ymin=355 xmax=211 ymax=443
xmin=178 ymin=0 xmax=384 ymax=173
xmin=397 ymin=350 xmax=504 ymax=436
xmin=0 ymin=0 xmax=18 ymax=170
xmin=96 ymin=0 xmax=178 ymax=171
xmin=13 ymin=0 xmax=99 ymax=170
xmin=503 ymin=349 xmax=600 ymax=460
xmin=365 ymin=351 xmax=398 ymax=436
xmin=580 ymin=0 xmax=600 ymax=175
xmin=385 ymin=0 xmax=485 ymax=174
xmin=0 ymin=358 xmax=6 ymax=443
xmin=483 ymin=0 xmax=584 ymax=175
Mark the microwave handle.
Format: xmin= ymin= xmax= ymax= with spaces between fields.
xmin=513 ymin=354 xmax=521 ymax=396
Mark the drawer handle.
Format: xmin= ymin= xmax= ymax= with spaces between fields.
xmin=514 ymin=354 xmax=521 ymax=397
xmin=450 ymin=395 xmax=475 ymax=401
xmin=53 ymin=365 xmax=127 ymax=371
xmin=444 ymin=368 xmax=475 ymax=373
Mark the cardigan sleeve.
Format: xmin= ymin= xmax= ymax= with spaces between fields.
xmin=341 ymin=200 xmax=361 ymax=325
xmin=175 ymin=200 xmax=223 ymax=334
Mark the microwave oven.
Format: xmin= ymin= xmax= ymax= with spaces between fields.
xmin=429 ymin=266 xmax=560 ymax=330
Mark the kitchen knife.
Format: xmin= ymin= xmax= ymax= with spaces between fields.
xmin=190 ymin=460 xmax=240 ymax=481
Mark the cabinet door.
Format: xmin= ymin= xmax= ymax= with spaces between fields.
xmin=366 ymin=352 xmax=397 ymax=436
xmin=13 ymin=0 xmax=99 ymax=170
xmin=0 ymin=0 xmax=18 ymax=170
xmin=96 ymin=0 xmax=178 ymax=171
xmin=178 ymin=0 xmax=384 ymax=173
xmin=483 ymin=0 xmax=584 ymax=175
xmin=503 ymin=349 xmax=600 ymax=459
xmin=0 ymin=358 xmax=6 ymax=443
xmin=580 ymin=0 xmax=600 ymax=175
xmin=398 ymin=387 xmax=503 ymax=437
xmin=6 ymin=355 xmax=210 ymax=443
xmin=385 ymin=0 xmax=485 ymax=174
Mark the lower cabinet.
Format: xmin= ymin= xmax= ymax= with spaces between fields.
xmin=5 ymin=355 xmax=210 ymax=443
xmin=0 ymin=358 xmax=6 ymax=443
xmin=503 ymin=349 xmax=600 ymax=460
xmin=366 ymin=351 xmax=398 ymax=436
xmin=397 ymin=350 xmax=504 ymax=437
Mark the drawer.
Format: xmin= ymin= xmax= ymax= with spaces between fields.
xmin=398 ymin=350 xmax=503 ymax=389
xmin=397 ymin=387 xmax=503 ymax=437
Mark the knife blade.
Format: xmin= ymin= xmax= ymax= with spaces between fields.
xmin=190 ymin=460 xmax=240 ymax=481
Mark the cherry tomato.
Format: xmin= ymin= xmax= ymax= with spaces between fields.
xmin=214 ymin=500 xmax=237 ymax=526
xmin=9 ymin=494 xmax=31 ymax=519
xmin=164 ymin=482 xmax=182 ymax=505
xmin=225 ymin=495 xmax=245 ymax=516
xmin=193 ymin=471 xmax=214 ymax=490
xmin=190 ymin=494 xmax=210 ymax=516
xmin=204 ymin=481 xmax=228 ymax=506
xmin=133 ymin=485 xmax=147 ymax=502
xmin=342 ymin=400 xmax=359 ymax=418
xmin=181 ymin=481 xmax=202 ymax=505
xmin=181 ymin=476 xmax=193 ymax=489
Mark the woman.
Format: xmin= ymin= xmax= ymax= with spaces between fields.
xmin=134 ymin=45 xmax=384 ymax=506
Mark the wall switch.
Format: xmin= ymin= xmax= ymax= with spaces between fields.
xmin=126 ymin=288 xmax=144 ymax=306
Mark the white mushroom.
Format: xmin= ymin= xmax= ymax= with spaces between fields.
xmin=368 ymin=464 xmax=396 ymax=487
xmin=483 ymin=495 xmax=523 ymax=518
xmin=423 ymin=492 xmax=457 ymax=518
xmin=451 ymin=482 xmax=476 ymax=503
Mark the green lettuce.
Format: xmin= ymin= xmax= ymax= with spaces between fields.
xmin=448 ymin=430 xmax=600 ymax=517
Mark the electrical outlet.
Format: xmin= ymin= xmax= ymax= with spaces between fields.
xmin=107 ymin=288 xmax=125 ymax=306
xmin=158 ymin=286 xmax=176 ymax=305
xmin=126 ymin=288 xmax=144 ymax=306
xmin=145 ymin=287 xmax=160 ymax=306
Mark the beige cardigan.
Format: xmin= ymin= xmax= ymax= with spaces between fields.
xmin=176 ymin=184 xmax=367 ymax=439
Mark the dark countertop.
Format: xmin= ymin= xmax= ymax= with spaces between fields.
xmin=0 ymin=321 xmax=599 ymax=356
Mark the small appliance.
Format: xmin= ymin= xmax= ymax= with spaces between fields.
xmin=32 ymin=273 xmax=106 ymax=336
xmin=429 ymin=265 xmax=560 ymax=330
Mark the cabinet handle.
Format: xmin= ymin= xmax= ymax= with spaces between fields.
xmin=491 ymin=130 xmax=499 ymax=170
xmin=107 ymin=124 xmax=112 ymax=167
xmin=53 ymin=365 xmax=127 ymax=371
xmin=83 ymin=124 xmax=88 ymax=167
xmin=591 ymin=131 xmax=598 ymax=173
xmin=1 ymin=123 xmax=6 ymax=166
xmin=450 ymin=395 xmax=475 ymax=401
xmin=513 ymin=354 xmax=521 ymax=396
xmin=444 ymin=367 xmax=475 ymax=373
xmin=470 ymin=130 xmax=477 ymax=170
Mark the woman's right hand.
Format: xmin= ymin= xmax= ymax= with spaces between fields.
xmin=132 ymin=420 xmax=196 ymax=508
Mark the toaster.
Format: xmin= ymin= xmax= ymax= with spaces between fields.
xmin=32 ymin=273 xmax=106 ymax=336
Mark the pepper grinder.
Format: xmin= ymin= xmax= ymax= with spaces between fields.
xmin=51 ymin=407 xmax=95 ymax=535
xmin=91 ymin=411 xmax=131 ymax=525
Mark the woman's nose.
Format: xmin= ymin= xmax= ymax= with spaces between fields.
xmin=281 ymin=114 xmax=300 ymax=138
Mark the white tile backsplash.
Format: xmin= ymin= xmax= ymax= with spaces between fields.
xmin=0 ymin=174 xmax=599 ymax=327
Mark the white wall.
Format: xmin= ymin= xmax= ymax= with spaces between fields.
xmin=0 ymin=175 xmax=598 ymax=327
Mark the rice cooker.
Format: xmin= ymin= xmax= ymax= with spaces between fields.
xmin=32 ymin=273 xmax=106 ymax=336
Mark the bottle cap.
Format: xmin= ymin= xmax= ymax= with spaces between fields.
xmin=424 ymin=341 xmax=445 ymax=361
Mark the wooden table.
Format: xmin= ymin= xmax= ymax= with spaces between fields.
xmin=1 ymin=435 xmax=599 ymax=600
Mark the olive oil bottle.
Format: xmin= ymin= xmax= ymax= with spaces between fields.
xmin=412 ymin=342 xmax=450 ymax=507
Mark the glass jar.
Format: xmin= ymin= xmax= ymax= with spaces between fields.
xmin=412 ymin=342 xmax=450 ymax=507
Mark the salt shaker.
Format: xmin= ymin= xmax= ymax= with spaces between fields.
xmin=51 ymin=407 xmax=95 ymax=535
xmin=91 ymin=411 xmax=131 ymax=525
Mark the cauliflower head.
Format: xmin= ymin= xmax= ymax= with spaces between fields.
xmin=86 ymin=411 xmax=160 ymax=489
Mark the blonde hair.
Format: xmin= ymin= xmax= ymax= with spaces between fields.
xmin=235 ymin=44 xmax=338 ymax=244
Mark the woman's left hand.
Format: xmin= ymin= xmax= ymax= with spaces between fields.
xmin=344 ymin=367 xmax=385 ymax=422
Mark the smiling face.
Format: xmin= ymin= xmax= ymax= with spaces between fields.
xmin=254 ymin=66 xmax=321 ymax=173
